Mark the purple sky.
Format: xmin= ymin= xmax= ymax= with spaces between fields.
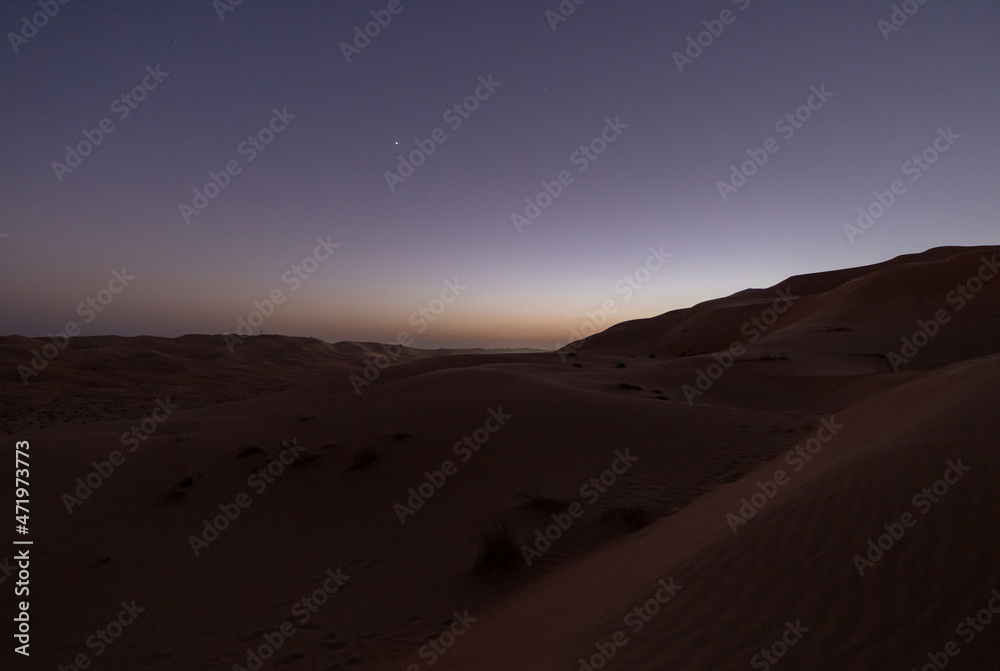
xmin=2 ymin=0 xmax=998 ymax=348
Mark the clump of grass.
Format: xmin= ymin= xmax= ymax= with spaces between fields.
xmin=602 ymin=505 xmax=653 ymax=531
xmin=236 ymin=445 xmax=265 ymax=458
xmin=291 ymin=449 xmax=324 ymax=467
xmin=350 ymin=448 xmax=378 ymax=469
xmin=518 ymin=489 xmax=569 ymax=513
xmin=168 ymin=473 xmax=200 ymax=498
xmin=472 ymin=518 xmax=518 ymax=572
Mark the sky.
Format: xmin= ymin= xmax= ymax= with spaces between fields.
xmin=1 ymin=0 xmax=998 ymax=348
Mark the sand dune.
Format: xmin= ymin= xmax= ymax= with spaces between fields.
xmin=2 ymin=245 xmax=998 ymax=670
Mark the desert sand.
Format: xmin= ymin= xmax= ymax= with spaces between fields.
xmin=2 ymin=245 xmax=999 ymax=670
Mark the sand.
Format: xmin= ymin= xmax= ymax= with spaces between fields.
xmin=2 ymin=245 xmax=998 ymax=670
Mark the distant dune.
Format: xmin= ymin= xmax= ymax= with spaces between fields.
xmin=3 ymin=245 xmax=999 ymax=670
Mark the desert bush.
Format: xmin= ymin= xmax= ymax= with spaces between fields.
xmin=472 ymin=518 xmax=518 ymax=571
xmin=350 ymin=448 xmax=378 ymax=469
